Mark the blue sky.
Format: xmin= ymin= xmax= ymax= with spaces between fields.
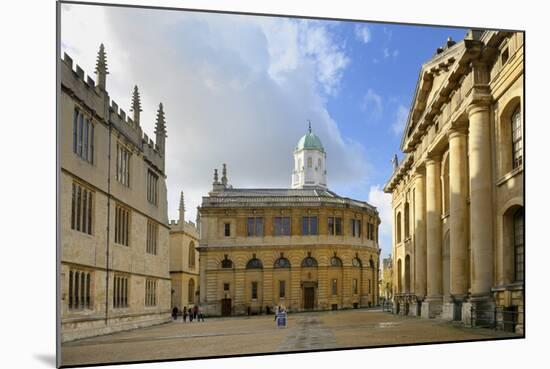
xmin=61 ymin=4 xmax=468 ymax=258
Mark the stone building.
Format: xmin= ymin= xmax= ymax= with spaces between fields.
xmin=60 ymin=45 xmax=171 ymax=342
xmin=384 ymin=30 xmax=524 ymax=333
xmin=198 ymin=128 xmax=381 ymax=316
xmin=169 ymin=192 xmax=200 ymax=311
xmin=380 ymin=255 xmax=393 ymax=301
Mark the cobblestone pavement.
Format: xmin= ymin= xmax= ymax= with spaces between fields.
xmin=61 ymin=309 xmax=521 ymax=366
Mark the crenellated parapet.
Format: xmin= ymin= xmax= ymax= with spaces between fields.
xmin=61 ymin=45 xmax=167 ymax=174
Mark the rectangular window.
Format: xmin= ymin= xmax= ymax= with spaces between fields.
xmin=328 ymin=217 xmax=342 ymax=235
xmin=145 ymin=279 xmax=157 ymax=307
xmin=251 ymin=281 xmax=258 ymax=299
xmin=114 ymin=204 xmax=130 ymax=246
xmin=71 ymin=182 xmax=93 ymax=235
xmin=352 ymin=279 xmax=358 ymax=295
xmin=279 ymin=280 xmax=286 ymax=298
xmin=351 ymin=219 xmax=362 ymax=237
xmin=147 ymin=169 xmax=159 ymax=205
xmin=113 ymin=275 xmax=129 ymax=308
xmin=68 ymin=269 xmax=92 ymax=310
xmin=223 ymin=283 xmax=230 ymax=291
xmin=116 ymin=143 xmax=131 ymax=187
xmin=274 ymin=217 xmax=291 ymax=236
xmin=331 ymin=279 xmax=337 ymax=296
xmin=72 ymin=108 xmax=94 ymax=164
xmin=302 ymin=216 xmax=318 ymax=235
xmin=224 ymin=223 xmax=231 ymax=237
xmin=247 ymin=217 xmax=264 ymax=236
xmin=146 ymin=221 xmax=158 ymax=255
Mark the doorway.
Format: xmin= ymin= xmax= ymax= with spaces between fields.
xmin=221 ymin=298 xmax=232 ymax=316
xmin=303 ymin=287 xmax=315 ymax=310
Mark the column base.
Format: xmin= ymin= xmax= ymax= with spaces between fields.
xmin=441 ymin=295 xmax=466 ymax=321
xmin=421 ymin=298 xmax=442 ymax=319
xmin=462 ymin=295 xmax=495 ymax=327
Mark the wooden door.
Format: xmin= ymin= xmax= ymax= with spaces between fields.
xmin=304 ymin=287 xmax=315 ymax=310
xmin=221 ymin=298 xmax=232 ymax=316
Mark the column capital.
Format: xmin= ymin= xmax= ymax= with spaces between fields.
xmin=467 ymin=101 xmax=491 ymax=116
xmin=447 ymin=125 xmax=468 ymax=140
xmin=426 ymin=152 xmax=442 ymax=164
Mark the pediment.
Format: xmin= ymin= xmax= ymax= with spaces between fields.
xmin=400 ymin=41 xmax=466 ymax=151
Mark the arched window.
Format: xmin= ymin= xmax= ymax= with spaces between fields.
xmin=188 ymin=241 xmax=195 ymax=268
xmin=246 ymin=257 xmax=263 ymax=269
xmin=330 ymin=256 xmax=343 ymax=267
xmin=405 ymin=255 xmax=411 ymax=293
xmin=301 ymin=256 xmax=318 ymax=267
xmin=221 ymin=255 xmax=233 ymax=269
xmin=274 ymin=257 xmax=291 ymax=268
xmin=396 ymin=212 xmax=402 ymax=243
xmin=352 ymin=257 xmax=362 ymax=267
xmin=188 ymin=279 xmax=195 ymax=303
xmin=307 ymin=157 xmax=312 ymax=168
xmin=513 ymin=208 xmax=524 ymax=281
xmin=397 ymin=259 xmax=402 ymax=293
xmin=404 ymin=203 xmax=410 ymax=238
xmin=511 ymin=106 xmax=523 ymax=169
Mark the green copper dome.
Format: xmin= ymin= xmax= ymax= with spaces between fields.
xmin=295 ymin=124 xmax=325 ymax=152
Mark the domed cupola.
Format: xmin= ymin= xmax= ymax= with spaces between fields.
xmin=292 ymin=122 xmax=327 ymax=189
xmin=295 ymin=125 xmax=325 ymax=153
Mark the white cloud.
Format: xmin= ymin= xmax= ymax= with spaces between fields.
xmin=367 ymin=185 xmax=392 ymax=257
xmin=360 ymin=88 xmax=383 ymax=118
xmin=354 ymin=24 xmax=371 ymax=44
xmin=61 ymin=6 xmax=368 ymax=223
xmin=391 ymin=104 xmax=409 ymax=136
xmin=383 ymin=47 xmax=399 ymax=59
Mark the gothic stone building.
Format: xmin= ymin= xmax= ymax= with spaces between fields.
xmin=384 ymin=30 xmax=524 ymax=333
xmin=169 ymin=192 xmax=200 ymax=311
xmin=198 ymin=128 xmax=381 ymax=316
xmin=59 ymin=45 xmax=171 ymax=342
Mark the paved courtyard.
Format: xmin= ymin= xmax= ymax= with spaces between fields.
xmin=61 ymin=309 xmax=520 ymax=366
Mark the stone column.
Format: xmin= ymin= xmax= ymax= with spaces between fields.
xmin=443 ymin=127 xmax=469 ymax=320
xmin=421 ymin=156 xmax=443 ymax=318
xmin=413 ymin=169 xmax=427 ymax=301
xmin=464 ymin=103 xmax=495 ymax=325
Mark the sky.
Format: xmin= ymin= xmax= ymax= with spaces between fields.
xmin=60 ymin=3 xmax=468 ymax=258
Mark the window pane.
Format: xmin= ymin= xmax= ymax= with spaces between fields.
xmin=311 ymin=216 xmax=317 ymax=235
xmin=73 ymin=110 xmax=78 ymax=153
xmin=302 ymin=217 xmax=308 ymax=235
xmin=256 ymin=218 xmax=264 ymax=236
xmin=247 ymin=218 xmax=254 ymax=236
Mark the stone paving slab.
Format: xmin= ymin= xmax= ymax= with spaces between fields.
xmin=60 ymin=309 xmax=521 ymax=366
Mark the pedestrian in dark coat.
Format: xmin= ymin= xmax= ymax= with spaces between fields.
xmin=193 ymin=305 xmax=199 ymax=321
xmin=183 ymin=306 xmax=187 ymax=322
xmin=172 ymin=307 xmax=179 ymax=321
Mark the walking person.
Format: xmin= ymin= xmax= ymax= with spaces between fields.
xmin=189 ymin=306 xmax=194 ymax=322
xmin=182 ymin=306 xmax=187 ymax=322
xmin=193 ymin=305 xmax=199 ymax=322
xmin=198 ymin=305 xmax=205 ymax=322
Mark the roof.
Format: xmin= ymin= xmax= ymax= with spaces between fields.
xmin=201 ymin=187 xmax=378 ymax=214
xmin=295 ymin=130 xmax=325 ymax=153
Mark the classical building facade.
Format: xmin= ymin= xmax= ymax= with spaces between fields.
xmin=169 ymin=192 xmax=200 ymax=310
xmin=384 ymin=30 xmax=524 ymax=333
xmin=60 ymin=45 xmax=171 ymax=342
xmin=198 ymin=129 xmax=381 ymax=317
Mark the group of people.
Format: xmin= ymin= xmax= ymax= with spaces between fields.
xmin=172 ymin=305 xmax=205 ymax=322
